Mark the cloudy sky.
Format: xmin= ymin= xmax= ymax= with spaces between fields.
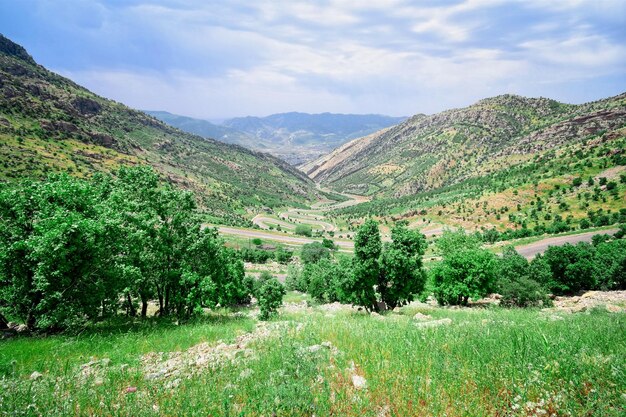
xmin=1 ymin=0 xmax=625 ymax=119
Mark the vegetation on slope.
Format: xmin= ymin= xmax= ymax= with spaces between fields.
xmin=0 ymin=34 xmax=317 ymax=223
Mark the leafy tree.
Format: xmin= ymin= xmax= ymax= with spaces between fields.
xmin=258 ymin=277 xmax=285 ymax=320
xmin=542 ymin=243 xmax=597 ymax=294
xmin=593 ymin=239 xmax=626 ymax=289
xmin=496 ymin=247 xmax=549 ymax=307
xmin=341 ymin=219 xmax=381 ymax=312
xmin=321 ymin=238 xmax=337 ymax=250
xmin=300 ymin=242 xmax=330 ymax=264
xmin=432 ymin=247 xmax=498 ymax=306
xmin=274 ymin=246 xmax=293 ymax=264
xmin=294 ymin=224 xmax=312 ymax=237
xmin=306 ymin=258 xmax=342 ymax=303
xmin=378 ymin=223 xmax=427 ymax=309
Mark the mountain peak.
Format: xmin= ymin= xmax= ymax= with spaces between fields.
xmin=0 ymin=34 xmax=36 ymax=65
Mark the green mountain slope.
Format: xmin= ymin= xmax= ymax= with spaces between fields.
xmin=308 ymin=94 xmax=626 ymax=233
xmin=307 ymin=94 xmax=626 ymax=197
xmin=0 ymin=35 xmax=317 ymax=220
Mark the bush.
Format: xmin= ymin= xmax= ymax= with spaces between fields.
xmin=240 ymin=247 xmax=274 ymax=263
xmin=300 ymin=242 xmax=330 ymax=264
xmin=432 ymin=247 xmax=498 ymax=306
xmin=258 ymin=277 xmax=285 ymax=320
xmin=295 ymin=224 xmax=313 ymax=237
xmin=274 ymin=246 xmax=293 ymax=264
xmin=542 ymin=243 xmax=597 ymax=294
xmin=496 ymin=247 xmax=549 ymax=307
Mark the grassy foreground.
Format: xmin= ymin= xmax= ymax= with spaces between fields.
xmin=1 ymin=300 xmax=625 ymax=416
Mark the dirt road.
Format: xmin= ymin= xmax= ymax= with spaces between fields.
xmin=217 ymin=226 xmax=355 ymax=250
xmin=514 ymin=228 xmax=618 ymax=259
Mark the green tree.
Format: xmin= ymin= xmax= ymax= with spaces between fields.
xmin=432 ymin=247 xmax=498 ymax=306
xmin=300 ymin=242 xmax=330 ymax=264
xmin=378 ymin=223 xmax=427 ymax=309
xmin=341 ymin=219 xmax=381 ymax=312
xmin=258 ymin=277 xmax=285 ymax=320
xmin=496 ymin=247 xmax=549 ymax=307
xmin=294 ymin=224 xmax=313 ymax=237
xmin=542 ymin=243 xmax=597 ymax=294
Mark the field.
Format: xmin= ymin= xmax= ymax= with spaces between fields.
xmin=1 ymin=296 xmax=625 ymax=416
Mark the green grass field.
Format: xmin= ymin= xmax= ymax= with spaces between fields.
xmin=1 ymin=299 xmax=624 ymax=416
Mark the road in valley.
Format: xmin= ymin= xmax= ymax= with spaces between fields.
xmin=514 ymin=228 xmax=618 ymax=259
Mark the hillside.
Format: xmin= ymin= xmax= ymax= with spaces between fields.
xmin=0 ymin=35 xmax=318 ymax=222
xmin=306 ymin=94 xmax=625 ymax=196
xmin=308 ymin=94 xmax=626 ymax=233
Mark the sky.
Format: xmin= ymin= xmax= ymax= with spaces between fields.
xmin=1 ymin=0 xmax=625 ymax=120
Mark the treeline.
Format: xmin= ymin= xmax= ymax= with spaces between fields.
xmin=288 ymin=223 xmax=626 ymax=311
xmin=0 ymin=167 xmax=258 ymax=331
xmin=287 ymin=220 xmax=427 ymax=311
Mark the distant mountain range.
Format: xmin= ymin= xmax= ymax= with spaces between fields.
xmin=0 ymin=34 xmax=317 ymax=222
xmin=146 ymin=110 xmax=405 ymax=165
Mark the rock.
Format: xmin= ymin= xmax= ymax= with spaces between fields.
xmin=93 ymin=378 xmax=104 ymax=386
xmin=606 ymin=304 xmax=623 ymax=313
xmin=414 ymin=318 xmax=452 ymax=329
xmin=101 ymin=358 xmax=111 ymax=367
xmin=412 ymin=313 xmax=431 ymax=321
xmin=321 ymin=341 xmax=333 ymax=349
xmin=30 ymin=371 xmax=43 ymax=381
xmin=308 ymin=345 xmax=322 ymax=353
xmin=352 ymin=374 xmax=367 ymax=390
xmin=15 ymin=324 xmax=28 ymax=333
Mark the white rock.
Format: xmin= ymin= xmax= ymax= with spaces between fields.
xmin=412 ymin=313 xmax=431 ymax=321
xmin=414 ymin=318 xmax=452 ymax=328
xmin=352 ymin=374 xmax=367 ymax=390
xmin=30 ymin=371 xmax=43 ymax=380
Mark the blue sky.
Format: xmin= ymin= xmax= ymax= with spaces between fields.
xmin=1 ymin=0 xmax=625 ymax=119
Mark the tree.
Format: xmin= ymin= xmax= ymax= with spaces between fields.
xmin=295 ymin=224 xmax=312 ymax=237
xmin=300 ymin=242 xmax=330 ymax=264
xmin=341 ymin=219 xmax=381 ymax=312
xmin=432 ymin=246 xmax=498 ymax=306
xmin=378 ymin=223 xmax=427 ymax=309
xmin=496 ymin=247 xmax=549 ymax=307
xmin=542 ymin=243 xmax=597 ymax=294
xmin=258 ymin=277 xmax=285 ymax=320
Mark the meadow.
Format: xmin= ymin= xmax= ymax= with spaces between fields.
xmin=1 ymin=298 xmax=624 ymax=416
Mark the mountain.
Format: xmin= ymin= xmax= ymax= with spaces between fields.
xmin=144 ymin=111 xmax=255 ymax=147
xmin=0 ymin=34 xmax=317 ymax=222
xmin=305 ymin=93 xmax=626 ymax=232
xmin=305 ymin=94 xmax=626 ymax=197
xmin=223 ymin=112 xmax=406 ymax=165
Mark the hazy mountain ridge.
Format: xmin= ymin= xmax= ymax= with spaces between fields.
xmin=0 ymin=35 xmax=317 ymax=220
xmin=147 ymin=110 xmax=405 ymax=165
xmin=306 ymin=93 xmax=626 ymax=197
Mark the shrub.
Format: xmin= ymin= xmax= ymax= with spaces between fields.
xmin=378 ymin=223 xmax=427 ymax=309
xmin=432 ymin=247 xmax=498 ymax=306
xmin=294 ymin=224 xmax=313 ymax=237
xmin=274 ymin=246 xmax=293 ymax=264
xmin=300 ymin=242 xmax=330 ymax=264
xmin=258 ymin=277 xmax=285 ymax=320
xmin=497 ymin=247 xmax=549 ymax=307
xmin=251 ymin=238 xmax=263 ymax=246
xmin=542 ymin=243 xmax=597 ymax=294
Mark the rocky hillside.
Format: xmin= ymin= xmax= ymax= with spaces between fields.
xmin=0 ymin=35 xmax=318 ymax=220
xmin=306 ymin=93 xmax=626 ymax=198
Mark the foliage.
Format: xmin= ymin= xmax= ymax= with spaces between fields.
xmin=497 ymin=247 xmax=550 ymax=307
xmin=378 ymin=223 xmax=427 ymax=309
xmin=294 ymin=224 xmax=313 ymax=237
xmin=300 ymin=242 xmax=330 ymax=264
xmin=341 ymin=219 xmax=381 ymax=312
xmin=0 ymin=167 xmax=251 ymax=330
xmin=541 ymin=243 xmax=597 ymax=295
xmin=431 ymin=233 xmax=498 ymax=306
xmin=257 ymin=277 xmax=285 ymax=320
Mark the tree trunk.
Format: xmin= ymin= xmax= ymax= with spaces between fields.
xmin=0 ymin=312 xmax=8 ymax=329
xmin=141 ymin=295 xmax=148 ymax=318
xmin=126 ymin=293 xmax=136 ymax=317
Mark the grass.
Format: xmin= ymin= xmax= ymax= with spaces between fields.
xmin=1 ymin=302 xmax=624 ymax=416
